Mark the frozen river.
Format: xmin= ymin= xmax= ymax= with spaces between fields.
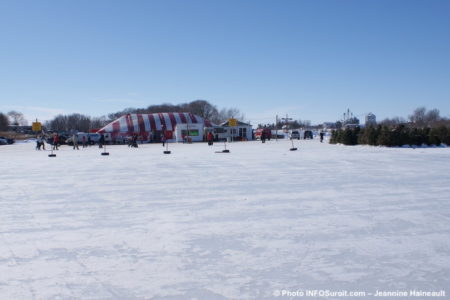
xmin=1 ymin=140 xmax=449 ymax=299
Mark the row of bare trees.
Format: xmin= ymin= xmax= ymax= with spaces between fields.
xmin=380 ymin=107 xmax=449 ymax=128
xmin=44 ymin=114 xmax=109 ymax=133
xmin=107 ymin=100 xmax=245 ymax=125
xmin=45 ymin=100 xmax=245 ymax=132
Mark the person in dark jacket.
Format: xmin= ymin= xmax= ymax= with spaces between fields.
xmin=161 ymin=133 xmax=166 ymax=147
xmin=99 ymin=134 xmax=105 ymax=148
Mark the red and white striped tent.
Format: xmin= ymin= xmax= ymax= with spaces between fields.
xmin=97 ymin=112 xmax=215 ymax=142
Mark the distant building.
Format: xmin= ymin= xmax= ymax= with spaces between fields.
xmin=365 ymin=113 xmax=377 ymax=126
xmin=218 ymin=120 xmax=253 ymax=141
xmin=322 ymin=122 xmax=337 ymax=129
xmin=7 ymin=125 xmax=34 ymax=134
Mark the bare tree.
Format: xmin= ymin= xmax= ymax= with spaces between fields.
xmin=408 ymin=107 xmax=442 ymax=127
xmin=48 ymin=115 xmax=68 ymax=132
xmin=8 ymin=111 xmax=28 ymax=126
xmin=182 ymin=100 xmax=219 ymax=121
xmin=90 ymin=116 xmax=109 ymax=129
xmin=218 ymin=107 xmax=246 ymax=123
xmin=66 ymin=113 xmax=91 ymax=132
xmin=48 ymin=113 xmax=93 ymax=132
xmin=425 ymin=108 xmax=441 ymax=126
xmin=408 ymin=107 xmax=427 ymax=127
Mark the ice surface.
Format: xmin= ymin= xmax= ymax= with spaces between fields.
xmin=1 ymin=140 xmax=449 ymax=299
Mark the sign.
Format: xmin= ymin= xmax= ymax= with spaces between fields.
xmin=32 ymin=122 xmax=42 ymax=132
xmin=229 ymin=118 xmax=237 ymax=127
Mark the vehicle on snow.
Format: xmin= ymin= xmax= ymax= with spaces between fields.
xmin=303 ymin=130 xmax=313 ymax=139
xmin=255 ymin=128 xmax=272 ymax=140
xmin=0 ymin=136 xmax=15 ymax=145
xmin=290 ymin=130 xmax=300 ymax=140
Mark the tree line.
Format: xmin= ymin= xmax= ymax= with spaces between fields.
xmin=107 ymin=100 xmax=245 ymax=125
xmin=330 ymin=107 xmax=450 ymax=146
xmin=1 ymin=100 xmax=245 ymax=133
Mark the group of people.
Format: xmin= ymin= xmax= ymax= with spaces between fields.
xmin=35 ymin=133 xmax=61 ymax=150
xmin=35 ymin=135 xmax=47 ymax=150
xmin=35 ymin=133 xmax=108 ymax=151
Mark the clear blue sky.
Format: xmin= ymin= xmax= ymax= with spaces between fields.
xmin=1 ymin=0 xmax=449 ymax=125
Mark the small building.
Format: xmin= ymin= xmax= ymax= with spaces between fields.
xmin=174 ymin=123 xmax=204 ymax=142
xmin=216 ymin=120 xmax=253 ymax=141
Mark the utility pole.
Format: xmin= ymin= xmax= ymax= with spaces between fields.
xmin=275 ymin=115 xmax=278 ymax=141
xmin=281 ymin=114 xmax=292 ymax=134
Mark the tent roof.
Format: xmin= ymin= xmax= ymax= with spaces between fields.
xmin=97 ymin=112 xmax=215 ymax=134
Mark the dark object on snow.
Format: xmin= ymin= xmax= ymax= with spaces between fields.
xmin=304 ymin=130 xmax=313 ymax=139
xmin=289 ymin=140 xmax=298 ymax=151
xmin=216 ymin=142 xmax=230 ymax=153
xmin=101 ymin=144 xmax=109 ymax=156
xmin=48 ymin=148 xmax=56 ymax=157
xmin=0 ymin=137 xmax=15 ymax=144
xmin=163 ymin=140 xmax=171 ymax=154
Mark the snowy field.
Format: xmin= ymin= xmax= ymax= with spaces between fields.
xmin=1 ymin=140 xmax=449 ymax=300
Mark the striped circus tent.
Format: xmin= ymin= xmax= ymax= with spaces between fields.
xmin=97 ymin=112 xmax=215 ymax=141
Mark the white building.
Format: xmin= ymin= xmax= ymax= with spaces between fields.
xmin=216 ymin=120 xmax=253 ymax=141
xmin=365 ymin=113 xmax=377 ymax=126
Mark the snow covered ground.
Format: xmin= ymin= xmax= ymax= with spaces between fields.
xmin=1 ymin=140 xmax=449 ymax=299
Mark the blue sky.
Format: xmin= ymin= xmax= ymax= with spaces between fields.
xmin=0 ymin=0 xmax=449 ymax=125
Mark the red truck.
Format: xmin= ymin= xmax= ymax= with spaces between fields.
xmin=255 ymin=128 xmax=272 ymax=140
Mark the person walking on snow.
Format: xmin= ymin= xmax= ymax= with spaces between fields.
xmin=82 ymin=135 xmax=87 ymax=148
xmin=207 ymin=131 xmax=214 ymax=146
xmin=99 ymin=134 xmax=105 ymax=148
xmin=41 ymin=135 xmax=46 ymax=150
xmin=72 ymin=134 xmax=79 ymax=150
xmin=320 ymin=131 xmax=324 ymax=143
xmin=35 ymin=136 xmax=41 ymax=150
xmin=52 ymin=133 xmax=59 ymax=150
